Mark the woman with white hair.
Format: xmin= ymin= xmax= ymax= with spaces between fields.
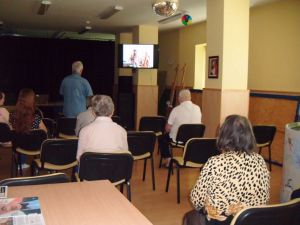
xmin=76 ymin=95 xmax=129 ymax=161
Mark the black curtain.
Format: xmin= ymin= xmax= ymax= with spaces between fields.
xmin=0 ymin=36 xmax=115 ymax=104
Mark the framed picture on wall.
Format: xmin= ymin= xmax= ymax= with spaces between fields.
xmin=208 ymin=56 xmax=219 ymax=79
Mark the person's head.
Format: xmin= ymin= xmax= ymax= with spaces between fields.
xmin=0 ymin=91 xmax=5 ymax=106
xmin=72 ymin=61 xmax=83 ymax=75
xmin=178 ymin=89 xmax=191 ymax=103
xmin=217 ymin=115 xmax=256 ymax=154
xmin=14 ymin=89 xmax=36 ymax=133
xmin=92 ymin=95 xmax=114 ymax=117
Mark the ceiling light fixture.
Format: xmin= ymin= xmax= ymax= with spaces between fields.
xmin=152 ymin=0 xmax=179 ymax=17
xmin=158 ymin=10 xmax=185 ymax=24
xmin=99 ymin=5 xmax=124 ymax=20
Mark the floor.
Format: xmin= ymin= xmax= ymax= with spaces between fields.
xmin=0 ymin=145 xmax=283 ymax=225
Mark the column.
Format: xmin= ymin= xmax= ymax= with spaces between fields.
xmin=202 ymin=0 xmax=250 ymax=136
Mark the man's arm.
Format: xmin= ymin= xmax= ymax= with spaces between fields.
xmin=165 ymin=123 xmax=172 ymax=133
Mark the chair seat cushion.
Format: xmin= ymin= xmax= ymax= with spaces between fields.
xmin=16 ymin=148 xmax=40 ymax=156
xmin=58 ymin=133 xmax=78 ymax=140
xmin=173 ymin=156 xmax=204 ymax=168
xmin=133 ymin=152 xmax=151 ymax=160
xmin=34 ymin=159 xmax=78 ymax=170
xmin=257 ymin=142 xmax=270 ymax=148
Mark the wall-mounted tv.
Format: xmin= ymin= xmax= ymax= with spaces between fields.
xmin=118 ymin=44 xmax=159 ymax=69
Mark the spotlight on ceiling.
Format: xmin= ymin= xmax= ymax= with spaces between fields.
xmin=152 ymin=0 xmax=179 ymax=17
xmin=99 ymin=5 xmax=124 ymax=20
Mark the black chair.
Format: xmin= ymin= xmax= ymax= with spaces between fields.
xmin=32 ymin=139 xmax=78 ymax=176
xmin=77 ymin=152 xmax=134 ymax=201
xmin=252 ymin=125 xmax=276 ymax=171
xmin=291 ymin=188 xmax=300 ymax=200
xmin=160 ymin=123 xmax=206 ymax=168
xmin=0 ymin=173 xmax=69 ymax=186
xmin=127 ymin=131 xmax=156 ymax=190
xmin=139 ymin=116 xmax=166 ymax=137
xmin=230 ymin=198 xmax=300 ymax=225
xmin=56 ymin=117 xmax=77 ymax=139
xmin=139 ymin=116 xmax=166 ymax=155
xmin=42 ymin=118 xmax=57 ymax=138
xmin=0 ymin=122 xmax=12 ymax=143
xmin=166 ymin=138 xmax=219 ymax=203
xmin=11 ymin=129 xmax=47 ymax=177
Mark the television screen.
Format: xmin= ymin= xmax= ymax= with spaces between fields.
xmin=119 ymin=44 xmax=159 ymax=69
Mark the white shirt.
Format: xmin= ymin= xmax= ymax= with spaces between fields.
xmin=77 ymin=116 xmax=129 ymax=161
xmin=168 ymin=101 xmax=202 ymax=141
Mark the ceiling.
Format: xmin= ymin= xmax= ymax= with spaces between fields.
xmin=0 ymin=0 xmax=279 ymax=40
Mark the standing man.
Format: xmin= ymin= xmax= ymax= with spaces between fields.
xmin=159 ymin=89 xmax=202 ymax=166
xmin=60 ymin=61 xmax=93 ymax=117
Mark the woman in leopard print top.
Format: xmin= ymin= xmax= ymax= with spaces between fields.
xmin=186 ymin=115 xmax=270 ymax=225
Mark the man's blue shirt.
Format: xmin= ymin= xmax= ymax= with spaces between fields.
xmin=60 ymin=73 xmax=93 ymax=117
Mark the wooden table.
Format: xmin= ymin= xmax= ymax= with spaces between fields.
xmin=7 ymin=180 xmax=153 ymax=225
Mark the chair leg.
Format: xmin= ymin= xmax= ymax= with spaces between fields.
xmin=159 ymin=155 xmax=163 ymax=168
xmin=11 ymin=152 xmax=17 ymax=178
xmin=268 ymin=146 xmax=272 ymax=171
xmin=176 ymin=165 xmax=180 ymax=204
xmin=259 ymin=147 xmax=262 ymax=154
xmin=165 ymin=159 xmax=173 ymax=192
xmin=18 ymin=154 xmax=23 ymax=176
xmin=151 ymin=157 xmax=155 ymax=191
xmin=126 ymin=181 xmax=131 ymax=202
xmin=143 ymin=159 xmax=147 ymax=181
xmin=120 ymin=183 xmax=124 ymax=193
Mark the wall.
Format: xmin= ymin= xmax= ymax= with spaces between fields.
xmin=158 ymin=29 xmax=179 ymax=86
xmin=248 ymin=0 xmax=300 ymax=93
xmin=159 ymin=0 xmax=300 ymax=93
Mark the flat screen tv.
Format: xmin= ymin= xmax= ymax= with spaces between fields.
xmin=118 ymin=44 xmax=159 ymax=69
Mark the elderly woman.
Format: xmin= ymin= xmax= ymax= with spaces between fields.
xmin=76 ymin=95 xmax=129 ymax=161
xmin=184 ymin=115 xmax=270 ymax=225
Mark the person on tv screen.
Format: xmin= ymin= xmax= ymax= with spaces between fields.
xmin=129 ymin=49 xmax=138 ymax=67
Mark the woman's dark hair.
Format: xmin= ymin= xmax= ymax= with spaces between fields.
xmin=14 ymin=88 xmax=36 ymax=133
xmin=217 ymin=115 xmax=256 ymax=154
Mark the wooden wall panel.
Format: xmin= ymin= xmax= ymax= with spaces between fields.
xmin=249 ymin=96 xmax=298 ymax=164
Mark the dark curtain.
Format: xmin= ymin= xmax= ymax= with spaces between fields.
xmin=0 ymin=36 xmax=115 ymax=104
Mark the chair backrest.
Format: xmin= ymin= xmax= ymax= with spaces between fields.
xmin=40 ymin=139 xmax=78 ymax=167
xmin=291 ymin=188 xmax=300 ymax=200
xmin=230 ymin=198 xmax=300 ymax=225
xmin=252 ymin=125 xmax=276 ymax=145
xmin=57 ymin=117 xmax=76 ymax=136
xmin=0 ymin=122 xmax=12 ymax=142
xmin=176 ymin=124 xmax=206 ymax=144
xmin=42 ymin=118 xmax=57 ymax=138
xmin=12 ymin=129 xmax=47 ymax=151
xmin=138 ymin=116 xmax=166 ymax=134
xmin=183 ymin=138 xmax=219 ymax=166
xmin=79 ymin=152 xmax=133 ymax=183
xmin=0 ymin=173 xmax=69 ymax=186
xmin=127 ymin=131 xmax=156 ymax=157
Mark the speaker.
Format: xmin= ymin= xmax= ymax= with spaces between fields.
xmin=117 ymin=93 xmax=135 ymax=130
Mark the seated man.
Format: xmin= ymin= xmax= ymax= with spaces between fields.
xmin=75 ymin=96 xmax=95 ymax=136
xmin=76 ymin=95 xmax=129 ymax=161
xmin=159 ymin=89 xmax=202 ymax=165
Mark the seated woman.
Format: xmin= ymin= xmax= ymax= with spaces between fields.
xmin=184 ymin=115 xmax=270 ymax=225
xmin=9 ymin=88 xmax=47 ymax=168
xmin=0 ymin=91 xmax=10 ymax=125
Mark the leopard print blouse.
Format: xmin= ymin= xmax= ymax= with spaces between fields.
xmin=190 ymin=151 xmax=270 ymax=221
